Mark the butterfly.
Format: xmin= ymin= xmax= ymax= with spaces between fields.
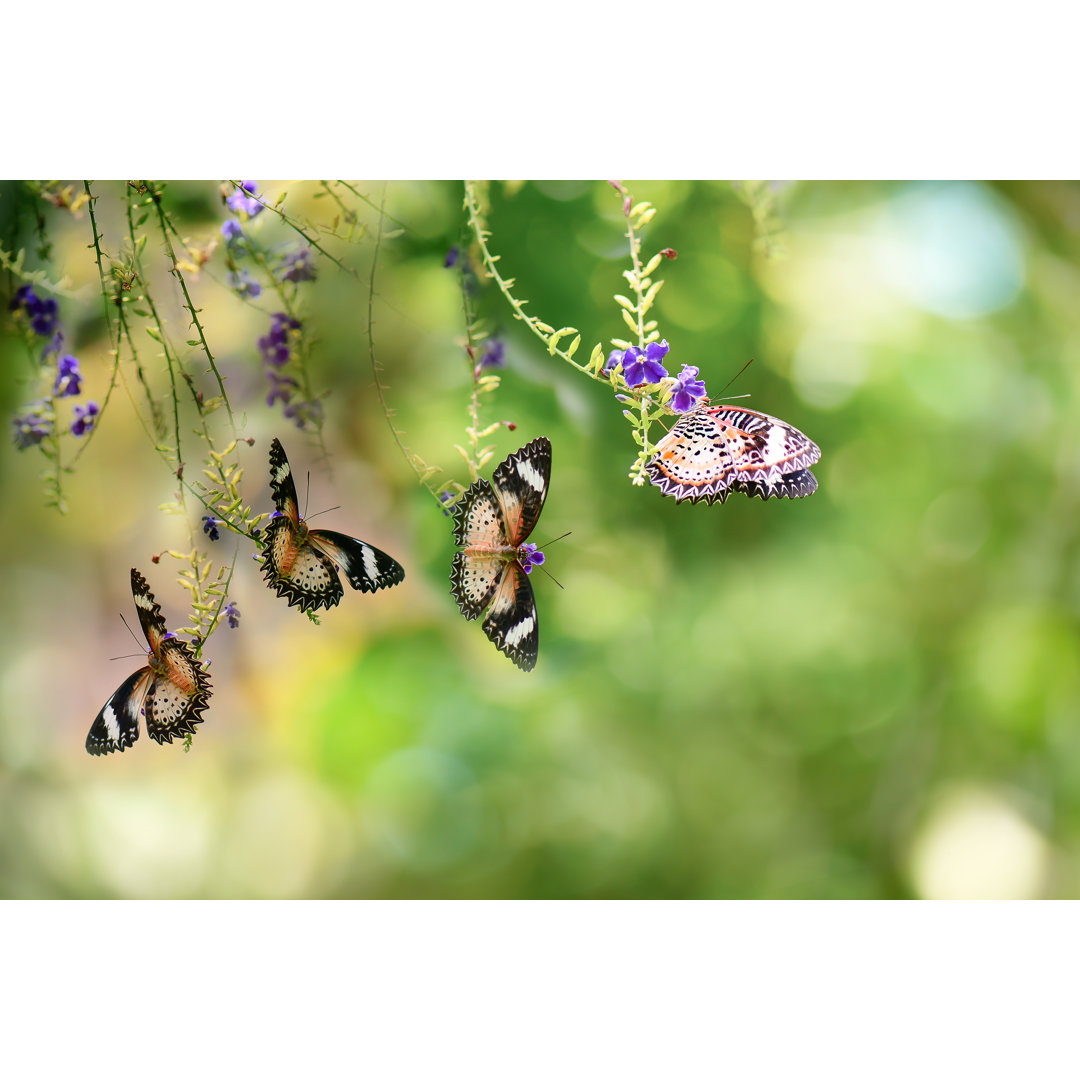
xmin=450 ymin=437 xmax=551 ymax=672
xmin=646 ymin=403 xmax=821 ymax=505
xmin=85 ymin=568 xmax=213 ymax=756
xmin=260 ymin=437 xmax=405 ymax=613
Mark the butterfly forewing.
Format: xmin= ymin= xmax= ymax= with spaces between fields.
xmin=490 ymin=437 xmax=550 ymax=545
xmin=647 ymin=405 xmax=820 ymax=505
xmin=267 ymin=436 xmax=301 ymax=519
xmin=310 ymin=530 xmax=406 ymax=594
xmin=85 ymin=668 xmax=152 ymax=756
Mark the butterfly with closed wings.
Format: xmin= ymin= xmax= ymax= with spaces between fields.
xmin=85 ymin=568 xmax=213 ymax=756
xmin=646 ymin=403 xmax=821 ymax=505
xmin=450 ymin=437 xmax=551 ymax=672
xmin=260 ymin=437 xmax=405 ymax=613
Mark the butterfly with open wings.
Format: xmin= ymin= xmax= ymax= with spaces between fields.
xmin=646 ymin=403 xmax=821 ymax=505
xmin=260 ymin=437 xmax=405 ymax=613
xmin=450 ymin=437 xmax=551 ymax=672
xmin=85 ymin=569 xmax=213 ymax=756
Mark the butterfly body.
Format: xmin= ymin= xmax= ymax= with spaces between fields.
xmin=646 ymin=404 xmax=821 ymax=505
xmin=261 ymin=438 xmax=405 ymax=613
xmin=450 ymin=437 xmax=551 ymax=672
xmin=85 ymin=569 xmax=212 ymax=756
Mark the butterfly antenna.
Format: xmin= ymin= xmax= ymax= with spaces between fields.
xmin=305 ymin=505 xmax=342 ymax=521
xmin=118 ymin=612 xmax=146 ymax=651
xmin=109 ymin=651 xmax=147 ymax=662
xmin=537 ymin=564 xmax=565 ymax=591
xmin=712 ymin=357 xmax=756 ymax=401
xmin=537 ymin=531 xmax=572 ymax=550
xmin=304 ymin=471 xmax=311 ymax=518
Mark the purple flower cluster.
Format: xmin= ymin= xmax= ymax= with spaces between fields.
xmin=226 ymin=181 xmax=264 ymax=219
xmin=9 ymin=284 xmax=59 ymax=337
xmin=519 ymin=543 xmax=545 ymax=574
xmin=606 ymin=339 xmax=670 ymax=388
xmin=476 ymin=338 xmax=505 ymax=375
xmin=9 ymin=286 xmax=98 ymax=448
xmin=224 ymin=601 xmax=241 ymax=629
xmin=227 ymin=269 xmax=261 ymax=300
xmin=257 ymin=312 xmax=322 ymax=428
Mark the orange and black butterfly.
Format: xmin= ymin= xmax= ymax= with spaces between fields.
xmin=449 ymin=437 xmax=551 ymax=671
xmin=260 ymin=437 xmax=405 ymax=613
xmin=85 ymin=569 xmax=212 ymax=756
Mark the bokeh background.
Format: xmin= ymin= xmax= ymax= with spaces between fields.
xmin=2 ymin=178 xmax=1078 ymax=899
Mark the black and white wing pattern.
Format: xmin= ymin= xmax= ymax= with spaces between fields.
xmin=646 ymin=404 xmax=821 ymax=505
xmin=450 ymin=436 xmax=551 ymax=672
xmin=86 ymin=569 xmax=213 ymax=756
xmin=260 ymin=438 xmax=405 ymax=613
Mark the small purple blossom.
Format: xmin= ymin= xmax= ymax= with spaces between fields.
xmin=202 ymin=515 xmax=220 ymax=541
xmin=519 ymin=543 xmax=545 ymax=574
xmin=224 ymin=601 xmax=240 ymax=629
xmin=227 ymin=269 xmax=261 ymax=299
xmin=444 ymin=246 xmax=460 ymax=268
xmin=283 ymin=397 xmax=323 ymax=430
xmin=479 ymin=339 xmax=505 ymax=370
xmin=622 ymin=341 xmax=670 ymax=388
xmin=53 ymin=354 xmax=82 ymax=398
xmin=11 ymin=408 xmax=52 ymax=450
xmin=221 ymin=219 xmax=244 ymax=242
xmin=71 ymin=401 xmax=99 ymax=437
xmin=266 ymin=370 xmax=298 ymax=406
xmin=226 ymin=181 xmax=263 ymax=218
xmin=669 ymin=364 xmax=707 ymax=413
xmin=604 ymin=348 xmax=627 ymax=374
xmin=278 ymin=247 xmax=317 ymax=283
xmin=258 ymin=312 xmax=300 ymax=366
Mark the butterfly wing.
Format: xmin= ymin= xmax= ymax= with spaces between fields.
xmin=309 ymin=529 xmax=405 ymax=594
xmin=85 ymin=667 xmax=152 ymax=756
xmin=480 ymin=560 xmax=539 ymax=672
xmin=268 ymin=436 xmax=301 ymax=520
xmin=488 ymin=436 xmax=551 ymax=545
xmin=261 ymin=515 xmax=344 ymax=611
xmin=646 ymin=408 xmax=740 ymax=503
xmin=131 ymin=567 xmax=168 ymax=652
xmin=648 ymin=406 xmax=820 ymax=504
xmin=144 ymin=636 xmax=213 ymax=745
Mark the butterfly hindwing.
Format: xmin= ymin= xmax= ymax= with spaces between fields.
xmin=309 ymin=529 xmax=406 ymax=594
xmin=450 ymin=548 xmax=503 ymax=620
xmin=481 ymin=560 xmax=539 ymax=672
xmin=647 ymin=405 xmax=820 ymax=505
xmin=144 ymin=636 xmax=213 ymax=744
xmin=261 ymin=514 xmax=344 ymax=612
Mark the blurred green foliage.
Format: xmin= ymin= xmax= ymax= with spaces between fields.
xmin=2 ymin=179 xmax=1079 ymax=899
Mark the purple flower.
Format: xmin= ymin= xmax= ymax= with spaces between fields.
xmin=53 ymin=354 xmax=82 ymax=398
xmin=621 ymin=341 xmax=670 ymax=388
xmin=226 ymin=181 xmax=264 ymax=218
xmin=221 ymin=219 xmax=244 ymax=242
xmin=202 ymin=515 xmax=220 ymax=541
xmin=278 ymin=247 xmax=316 ymax=283
xmin=444 ymin=246 xmax=460 ymax=268
xmin=42 ymin=330 xmax=64 ymax=363
xmin=669 ymin=364 xmax=707 ymax=413
xmin=224 ymin=601 xmax=240 ymax=628
xmin=10 ymin=286 xmax=60 ymax=337
xmin=71 ymin=401 xmax=99 ymax=437
xmin=227 ymin=270 xmax=261 ymax=299
xmin=266 ymin=370 xmax=297 ymax=406
xmin=283 ymin=397 xmax=323 ymax=430
xmin=604 ymin=348 xmax=626 ymax=374
xmin=479 ymin=339 xmax=505 ymax=370
xmin=519 ymin=543 xmax=545 ymax=574
xmin=11 ymin=408 xmax=52 ymax=450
